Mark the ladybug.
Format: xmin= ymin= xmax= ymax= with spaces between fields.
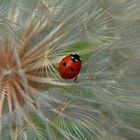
xmin=59 ymin=54 xmax=81 ymax=81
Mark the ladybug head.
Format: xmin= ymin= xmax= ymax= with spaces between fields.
xmin=71 ymin=54 xmax=81 ymax=62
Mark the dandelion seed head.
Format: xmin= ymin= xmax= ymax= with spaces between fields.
xmin=0 ymin=0 xmax=140 ymax=140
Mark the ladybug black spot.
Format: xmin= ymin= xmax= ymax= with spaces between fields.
xmin=69 ymin=76 xmax=73 ymax=79
xmin=77 ymin=68 xmax=80 ymax=71
xmin=70 ymin=67 xmax=74 ymax=72
xmin=63 ymin=62 xmax=67 ymax=66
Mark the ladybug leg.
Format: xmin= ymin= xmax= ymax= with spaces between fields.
xmin=73 ymin=75 xmax=78 ymax=83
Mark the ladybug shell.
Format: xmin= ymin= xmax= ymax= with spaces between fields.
xmin=59 ymin=54 xmax=81 ymax=79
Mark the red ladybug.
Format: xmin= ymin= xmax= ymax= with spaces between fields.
xmin=59 ymin=54 xmax=81 ymax=81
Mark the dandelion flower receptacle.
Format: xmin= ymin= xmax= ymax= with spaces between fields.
xmin=0 ymin=0 xmax=140 ymax=140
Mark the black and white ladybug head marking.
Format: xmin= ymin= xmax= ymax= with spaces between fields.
xmin=71 ymin=54 xmax=81 ymax=62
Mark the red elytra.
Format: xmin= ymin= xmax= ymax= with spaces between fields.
xmin=59 ymin=54 xmax=81 ymax=81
